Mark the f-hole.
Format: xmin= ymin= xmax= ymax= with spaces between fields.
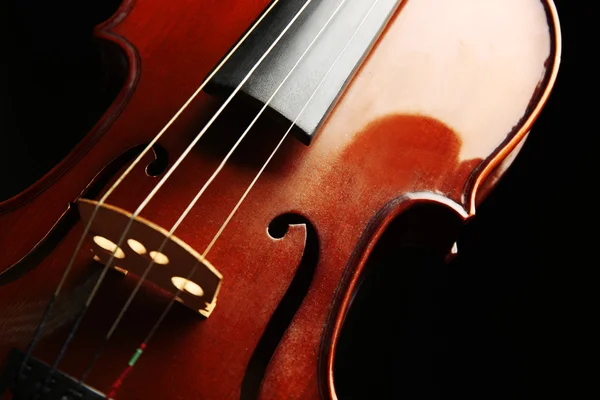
xmin=145 ymin=143 xmax=169 ymax=177
xmin=241 ymin=213 xmax=319 ymax=400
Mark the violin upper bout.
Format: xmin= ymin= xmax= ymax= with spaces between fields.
xmin=312 ymin=0 xmax=562 ymax=216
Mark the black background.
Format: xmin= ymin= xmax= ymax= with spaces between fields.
xmin=0 ymin=0 xmax=589 ymax=399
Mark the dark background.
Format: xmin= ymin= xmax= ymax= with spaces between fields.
xmin=0 ymin=0 xmax=588 ymax=399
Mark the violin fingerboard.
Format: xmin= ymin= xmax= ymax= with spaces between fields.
xmin=205 ymin=0 xmax=402 ymax=145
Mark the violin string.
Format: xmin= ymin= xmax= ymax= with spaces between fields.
xmin=75 ymin=0 xmax=354 ymax=387
xmin=202 ymin=0 xmax=383 ymax=258
xmin=19 ymin=0 xmax=285 ymax=375
xmin=32 ymin=0 xmax=315 ymax=386
xmin=103 ymin=1 xmax=383 ymax=396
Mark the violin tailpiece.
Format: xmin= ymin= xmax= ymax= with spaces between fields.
xmin=0 ymin=348 xmax=105 ymax=399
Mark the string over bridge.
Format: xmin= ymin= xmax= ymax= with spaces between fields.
xmin=77 ymin=199 xmax=222 ymax=317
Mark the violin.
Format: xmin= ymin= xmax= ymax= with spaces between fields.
xmin=0 ymin=0 xmax=561 ymax=399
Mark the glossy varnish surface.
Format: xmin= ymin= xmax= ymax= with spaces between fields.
xmin=0 ymin=0 xmax=560 ymax=399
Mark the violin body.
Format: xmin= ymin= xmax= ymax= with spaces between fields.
xmin=0 ymin=0 xmax=560 ymax=399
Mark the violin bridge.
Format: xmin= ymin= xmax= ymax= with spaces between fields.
xmin=77 ymin=199 xmax=222 ymax=318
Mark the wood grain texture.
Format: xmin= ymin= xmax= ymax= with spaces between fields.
xmin=0 ymin=0 xmax=560 ymax=399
